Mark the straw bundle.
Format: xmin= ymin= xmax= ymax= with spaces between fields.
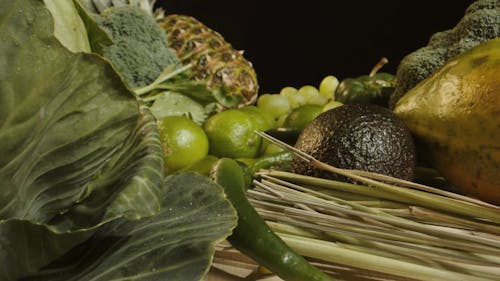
xmin=210 ymin=132 xmax=500 ymax=280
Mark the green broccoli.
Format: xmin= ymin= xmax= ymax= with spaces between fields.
xmin=389 ymin=0 xmax=500 ymax=109
xmin=96 ymin=6 xmax=180 ymax=88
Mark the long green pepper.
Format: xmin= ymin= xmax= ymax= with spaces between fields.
xmin=210 ymin=158 xmax=334 ymax=281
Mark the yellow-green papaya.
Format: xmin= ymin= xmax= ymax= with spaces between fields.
xmin=394 ymin=38 xmax=500 ymax=204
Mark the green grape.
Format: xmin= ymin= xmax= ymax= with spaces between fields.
xmin=279 ymin=86 xmax=298 ymax=97
xmin=308 ymin=93 xmax=328 ymax=105
xmin=280 ymin=86 xmax=306 ymax=109
xmin=286 ymin=93 xmax=308 ymax=109
xmin=322 ymin=100 xmax=343 ymax=112
xmin=297 ymin=85 xmax=326 ymax=105
xmin=275 ymin=113 xmax=288 ymax=127
xmin=297 ymin=85 xmax=319 ymax=99
xmin=319 ymin=75 xmax=339 ymax=99
xmin=257 ymin=93 xmax=291 ymax=119
xmin=284 ymin=104 xmax=323 ymax=131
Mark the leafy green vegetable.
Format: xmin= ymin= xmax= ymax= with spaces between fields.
xmin=43 ymin=0 xmax=91 ymax=52
xmin=74 ymin=0 xmax=114 ymax=54
xmin=22 ymin=173 xmax=236 ymax=281
xmin=0 ymin=1 xmax=237 ymax=280
xmin=0 ymin=0 xmax=139 ymax=222
xmin=0 ymin=219 xmax=95 ymax=281
xmin=76 ymin=0 xmax=98 ymax=13
xmin=149 ymin=91 xmax=209 ymax=125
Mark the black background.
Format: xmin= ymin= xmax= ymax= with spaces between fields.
xmin=155 ymin=0 xmax=475 ymax=93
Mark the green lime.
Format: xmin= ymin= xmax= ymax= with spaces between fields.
xmin=157 ymin=115 xmax=209 ymax=175
xmin=240 ymin=105 xmax=277 ymax=155
xmin=239 ymin=105 xmax=276 ymax=131
xmin=283 ymin=104 xmax=323 ymax=131
xmin=203 ymin=108 xmax=262 ymax=159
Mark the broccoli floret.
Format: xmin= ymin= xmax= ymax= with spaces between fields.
xmin=389 ymin=0 xmax=500 ymax=109
xmin=96 ymin=6 xmax=179 ymax=88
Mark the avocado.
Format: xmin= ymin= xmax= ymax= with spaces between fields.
xmin=291 ymin=104 xmax=416 ymax=182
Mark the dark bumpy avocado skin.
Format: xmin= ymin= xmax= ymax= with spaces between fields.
xmin=292 ymin=104 xmax=416 ymax=182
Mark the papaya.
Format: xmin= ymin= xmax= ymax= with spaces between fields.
xmin=393 ymin=38 xmax=500 ymax=204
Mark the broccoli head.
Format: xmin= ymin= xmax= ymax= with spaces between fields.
xmin=97 ymin=6 xmax=180 ymax=88
xmin=389 ymin=0 xmax=500 ymax=109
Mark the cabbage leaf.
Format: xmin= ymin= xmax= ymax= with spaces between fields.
xmin=43 ymin=0 xmax=92 ymax=52
xmin=0 ymin=1 xmax=237 ymax=280
xmin=22 ymin=173 xmax=236 ymax=281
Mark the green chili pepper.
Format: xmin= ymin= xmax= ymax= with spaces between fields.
xmin=335 ymin=57 xmax=396 ymax=107
xmin=210 ymin=158 xmax=334 ymax=281
xmin=237 ymin=151 xmax=292 ymax=175
xmin=183 ymin=151 xmax=293 ymax=189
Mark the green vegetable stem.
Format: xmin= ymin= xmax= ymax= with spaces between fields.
xmin=210 ymin=158 xmax=334 ymax=281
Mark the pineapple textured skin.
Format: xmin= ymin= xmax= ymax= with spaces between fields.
xmin=159 ymin=14 xmax=259 ymax=107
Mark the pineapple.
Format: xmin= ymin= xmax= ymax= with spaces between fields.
xmin=85 ymin=0 xmax=259 ymax=108
xmin=158 ymin=14 xmax=259 ymax=107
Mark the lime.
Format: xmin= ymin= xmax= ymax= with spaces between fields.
xmin=240 ymin=105 xmax=277 ymax=154
xmin=157 ymin=115 xmax=209 ymax=175
xmin=203 ymin=108 xmax=262 ymax=159
xmin=239 ymin=105 xmax=276 ymax=131
xmin=283 ymin=104 xmax=323 ymax=131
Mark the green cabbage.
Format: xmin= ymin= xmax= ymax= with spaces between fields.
xmin=0 ymin=1 xmax=236 ymax=280
xmin=43 ymin=0 xmax=91 ymax=52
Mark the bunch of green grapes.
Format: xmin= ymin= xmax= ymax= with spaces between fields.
xmin=257 ymin=75 xmax=344 ymax=128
